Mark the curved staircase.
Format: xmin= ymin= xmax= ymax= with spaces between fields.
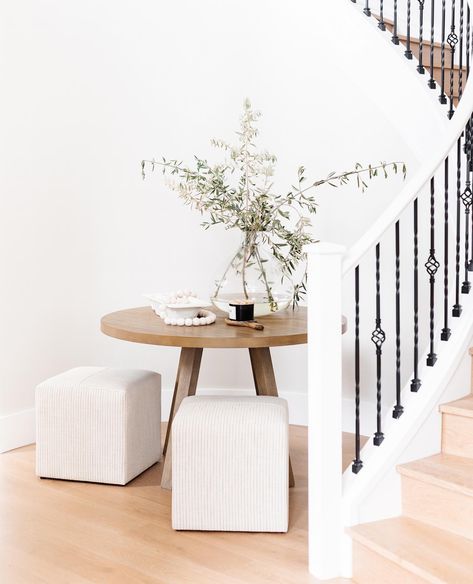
xmin=350 ymin=351 xmax=473 ymax=582
xmin=307 ymin=0 xmax=473 ymax=580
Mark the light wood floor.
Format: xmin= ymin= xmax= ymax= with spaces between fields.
xmin=0 ymin=425 xmax=356 ymax=584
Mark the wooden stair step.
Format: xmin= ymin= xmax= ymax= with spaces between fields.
xmin=440 ymin=395 xmax=473 ymax=419
xmin=398 ymin=453 xmax=473 ymax=497
xmin=399 ymin=454 xmax=473 ymax=540
xmin=374 ymin=15 xmax=467 ymax=70
xmin=441 ymin=396 xmax=473 ymax=459
xmin=349 ymin=517 xmax=473 ymax=583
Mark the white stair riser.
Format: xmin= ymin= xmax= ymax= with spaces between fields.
xmin=402 ymin=475 xmax=473 ymax=541
xmin=352 ymin=542 xmax=428 ymax=584
xmin=442 ymin=413 xmax=473 ymax=459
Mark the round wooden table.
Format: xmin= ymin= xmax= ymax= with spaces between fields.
xmin=101 ymin=306 xmax=308 ymax=489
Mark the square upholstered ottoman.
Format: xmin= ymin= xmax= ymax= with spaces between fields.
xmin=172 ymin=395 xmax=289 ymax=532
xmin=36 ymin=367 xmax=161 ymax=485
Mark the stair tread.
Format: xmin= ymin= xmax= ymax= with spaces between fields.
xmin=440 ymin=395 xmax=473 ymax=418
xmin=398 ymin=453 xmax=473 ymax=496
xmin=349 ymin=517 xmax=473 ymax=583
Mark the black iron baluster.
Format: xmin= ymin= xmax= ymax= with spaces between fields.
xmin=453 ymin=138 xmax=463 ymax=316
xmin=458 ymin=0 xmax=465 ymax=99
xmin=462 ymin=144 xmax=472 ymax=291
xmin=406 ymin=0 xmax=413 ymax=58
xmin=379 ymin=0 xmax=386 ymax=30
xmin=418 ymin=1 xmax=426 ymax=73
xmin=426 ymin=177 xmax=440 ymax=366
xmin=466 ymin=6 xmax=471 ymax=85
xmin=441 ymin=158 xmax=452 ymax=339
xmin=392 ymin=0 xmax=400 ymax=43
xmin=352 ymin=266 xmax=363 ymax=474
xmin=393 ymin=222 xmax=403 ymax=418
xmin=411 ymin=199 xmax=422 ymax=391
xmin=364 ymin=0 xmax=371 ymax=16
xmin=372 ymin=243 xmax=385 ymax=445
xmin=468 ymin=120 xmax=473 ymax=272
xmin=440 ymin=0 xmax=448 ymax=103
xmin=429 ymin=0 xmax=436 ymax=87
xmin=463 ymin=8 xmax=470 ymax=162
xmin=468 ymin=121 xmax=473 ymax=271
xmin=448 ymin=0 xmax=458 ymax=118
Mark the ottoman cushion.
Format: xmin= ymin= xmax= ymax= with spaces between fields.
xmin=36 ymin=366 xmax=161 ymax=485
xmin=172 ymin=395 xmax=289 ymax=532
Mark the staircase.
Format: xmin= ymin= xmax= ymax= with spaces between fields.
xmin=306 ymin=0 xmax=473 ymax=580
xmin=349 ymin=349 xmax=473 ymax=583
xmin=381 ymin=17 xmax=466 ymax=106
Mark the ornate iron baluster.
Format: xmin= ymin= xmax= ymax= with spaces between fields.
xmin=364 ymin=0 xmax=371 ymax=16
xmin=448 ymin=1 xmax=458 ymax=118
xmin=466 ymin=119 xmax=473 ymax=277
xmin=406 ymin=0 xmax=413 ymax=58
xmin=418 ymin=0 xmax=426 ymax=73
xmin=379 ymin=0 xmax=386 ymax=30
xmin=466 ymin=6 xmax=471 ymax=84
xmin=411 ymin=199 xmax=422 ymax=391
xmin=372 ymin=243 xmax=385 ymax=445
xmin=468 ymin=118 xmax=473 ymax=271
xmin=392 ymin=0 xmax=400 ymax=44
xmin=426 ymin=177 xmax=440 ymax=366
xmin=453 ymin=138 xmax=463 ymax=316
xmin=352 ymin=266 xmax=363 ymax=473
xmin=429 ymin=0 xmax=436 ymax=87
xmin=440 ymin=0 xmax=448 ymax=103
xmin=441 ymin=158 xmax=451 ymax=339
xmin=462 ymin=147 xmax=472 ymax=292
xmin=393 ymin=222 xmax=403 ymax=418
xmin=458 ymin=0 xmax=465 ymax=99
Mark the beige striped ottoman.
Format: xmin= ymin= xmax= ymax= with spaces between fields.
xmin=35 ymin=367 xmax=161 ymax=485
xmin=172 ymin=395 xmax=289 ymax=532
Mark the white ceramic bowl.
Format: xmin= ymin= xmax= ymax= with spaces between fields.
xmin=143 ymin=293 xmax=210 ymax=320
xmin=165 ymin=305 xmax=201 ymax=319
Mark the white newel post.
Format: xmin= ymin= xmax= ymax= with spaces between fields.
xmin=307 ymin=242 xmax=346 ymax=580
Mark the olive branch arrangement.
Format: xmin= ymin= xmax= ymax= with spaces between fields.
xmin=142 ymin=99 xmax=406 ymax=305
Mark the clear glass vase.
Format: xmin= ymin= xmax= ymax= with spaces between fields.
xmin=211 ymin=231 xmax=294 ymax=317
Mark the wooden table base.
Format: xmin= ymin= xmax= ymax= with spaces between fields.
xmin=161 ymin=347 xmax=202 ymax=490
xmin=161 ymin=346 xmax=295 ymax=490
xmin=249 ymin=347 xmax=295 ymax=488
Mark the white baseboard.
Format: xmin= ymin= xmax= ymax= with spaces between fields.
xmin=1 ymin=389 xmax=308 ymax=454
xmin=0 ymin=408 xmax=35 ymax=454
xmin=0 ymin=390 xmax=382 ymax=453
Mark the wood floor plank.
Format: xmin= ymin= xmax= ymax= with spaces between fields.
xmin=0 ymin=424 xmax=354 ymax=583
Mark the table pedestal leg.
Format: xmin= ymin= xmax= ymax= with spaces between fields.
xmin=249 ymin=347 xmax=295 ymax=488
xmin=161 ymin=347 xmax=203 ymax=490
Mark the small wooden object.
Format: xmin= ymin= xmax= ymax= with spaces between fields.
xmin=225 ymin=318 xmax=264 ymax=331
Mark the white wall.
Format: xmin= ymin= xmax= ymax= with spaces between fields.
xmin=0 ymin=0 xmax=446 ymax=448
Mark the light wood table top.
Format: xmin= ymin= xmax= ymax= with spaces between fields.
xmin=101 ymin=305 xmax=308 ymax=349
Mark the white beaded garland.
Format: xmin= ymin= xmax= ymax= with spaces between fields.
xmin=162 ymin=309 xmax=216 ymax=327
xmin=149 ymin=289 xmax=215 ymax=326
